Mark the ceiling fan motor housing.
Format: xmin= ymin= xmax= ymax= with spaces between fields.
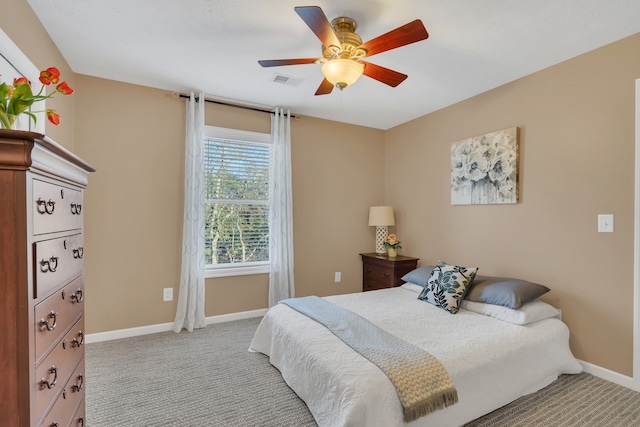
xmin=323 ymin=17 xmax=366 ymax=59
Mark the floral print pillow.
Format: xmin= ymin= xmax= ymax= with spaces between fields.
xmin=418 ymin=262 xmax=478 ymax=314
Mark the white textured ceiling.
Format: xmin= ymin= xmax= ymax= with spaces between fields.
xmin=27 ymin=0 xmax=640 ymax=130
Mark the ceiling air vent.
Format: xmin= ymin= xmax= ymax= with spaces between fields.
xmin=271 ymin=74 xmax=303 ymax=87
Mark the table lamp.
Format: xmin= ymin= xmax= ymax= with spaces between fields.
xmin=368 ymin=206 xmax=395 ymax=254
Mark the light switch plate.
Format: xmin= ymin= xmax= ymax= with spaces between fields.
xmin=598 ymin=214 xmax=614 ymax=233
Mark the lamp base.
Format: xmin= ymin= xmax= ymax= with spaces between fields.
xmin=375 ymin=226 xmax=388 ymax=254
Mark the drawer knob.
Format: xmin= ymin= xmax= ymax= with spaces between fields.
xmin=36 ymin=198 xmax=56 ymax=215
xmin=40 ymin=311 xmax=58 ymax=331
xmin=71 ymin=289 xmax=84 ymax=303
xmin=72 ymin=374 xmax=84 ymax=392
xmin=49 ymin=422 xmax=59 ymax=427
xmin=72 ymin=331 xmax=85 ymax=347
xmin=77 ymin=417 xmax=85 ymax=427
xmin=381 ymin=272 xmax=390 ymax=278
xmin=73 ymin=247 xmax=84 ymax=259
xmin=40 ymin=365 xmax=58 ymax=389
xmin=40 ymin=256 xmax=59 ymax=273
xmin=71 ymin=202 xmax=82 ymax=215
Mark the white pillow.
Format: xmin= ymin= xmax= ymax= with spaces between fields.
xmin=460 ymin=299 xmax=560 ymax=325
xmin=401 ymin=283 xmax=425 ymax=293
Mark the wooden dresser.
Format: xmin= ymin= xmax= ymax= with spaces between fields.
xmin=360 ymin=253 xmax=420 ymax=292
xmin=0 ymin=130 xmax=95 ymax=427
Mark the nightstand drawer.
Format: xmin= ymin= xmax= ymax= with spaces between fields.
xmin=363 ymin=279 xmax=390 ymax=292
xmin=360 ymin=253 xmax=420 ymax=292
xmin=363 ymin=264 xmax=393 ymax=285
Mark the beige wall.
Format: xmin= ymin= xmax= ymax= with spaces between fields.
xmin=3 ymin=0 xmax=639 ymax=377
xmin=386 ymin=33 xmax=640 ymax=375
xmin=71 ymin=76 xmax=385 ymax=331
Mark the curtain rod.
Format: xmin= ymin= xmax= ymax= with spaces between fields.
xmin=172 ymin=92 xmax=300 ymax=119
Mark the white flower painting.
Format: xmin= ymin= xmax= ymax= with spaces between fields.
xmin=451 ymin=127 xmax=519 ymax=205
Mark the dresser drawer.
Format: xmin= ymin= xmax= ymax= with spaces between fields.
xmin=37 ymin=360 xmax=85 ymax=427
xmin=33 ymin=179 xmax=83 ymax=236
xmin=34 ymin=234 xmax=84 ymax=298
xmin=35 ymin=322 xmax=85 ymax=423
xmin=35 ymin=285 xmax=84 ymax=364
xmin=70 ymin=398 xmax=86 ymax=427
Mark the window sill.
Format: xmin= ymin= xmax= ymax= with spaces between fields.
xmin=206 ymin=263 xmax=270 ymax=278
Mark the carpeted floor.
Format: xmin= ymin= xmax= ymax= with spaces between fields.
xmin=86 ymin=317 xmax=640 ymax=427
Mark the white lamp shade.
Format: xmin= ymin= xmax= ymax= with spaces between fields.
xmin=321 ymin=59 xmax=364 ymax=88
xmin=368 ymin=206 xmax=395 ymax=226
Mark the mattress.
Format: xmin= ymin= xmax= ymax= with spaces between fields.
xmin=249 ymin=284 xmax=582 ymax=427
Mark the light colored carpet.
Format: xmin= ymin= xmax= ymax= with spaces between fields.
xmin=86 ymin=317 xmax=640 ymax=427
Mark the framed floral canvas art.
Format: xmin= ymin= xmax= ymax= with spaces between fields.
xmin=451 ymin=127 xmax=519 ymax=205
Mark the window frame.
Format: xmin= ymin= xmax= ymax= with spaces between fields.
xmin=203 ymin=125 xmax=272 ymax=279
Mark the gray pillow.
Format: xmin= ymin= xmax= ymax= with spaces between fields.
xmin=465 ymin=275 xmax=550 ymax=309
xmin=401 ymin=266 xmax=435 ymax=287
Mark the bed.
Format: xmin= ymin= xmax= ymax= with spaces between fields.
xmin=249 ymin=280 xmax=582 ymax=427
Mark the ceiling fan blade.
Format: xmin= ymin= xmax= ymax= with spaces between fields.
xmin=258 ymin=58 xmax=318 ymax=67
xmin=361 ymin=61 xmax=408 ymax=87
xmin=294 ymin=6 xmax=342 ymax=49
xmin=315 ymin=78 xmax=334 ymax=95
xmin=357 ymin=19 xmax=429 ymax=58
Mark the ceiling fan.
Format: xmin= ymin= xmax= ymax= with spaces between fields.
xmin=258 ymin=6 xmax=429 ymax=95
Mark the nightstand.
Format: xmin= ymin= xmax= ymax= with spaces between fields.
xmin=360 ymin=253 xmax=420 ymax=292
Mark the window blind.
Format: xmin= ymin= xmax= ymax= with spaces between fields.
xmin=204 ymin=138 xmax=270 ymax=266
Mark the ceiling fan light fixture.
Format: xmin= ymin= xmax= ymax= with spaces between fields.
xmin=321 ymin=58 xmax=364 ymax=90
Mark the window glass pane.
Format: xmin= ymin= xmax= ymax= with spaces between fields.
xmin=203 ymin=134 xmax=271 ymax=267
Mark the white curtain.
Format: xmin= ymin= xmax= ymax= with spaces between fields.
xmin=269 ymin=108 xmax=295 ymax=307
xmin=173 ymin=91 xmax=207 ymax=333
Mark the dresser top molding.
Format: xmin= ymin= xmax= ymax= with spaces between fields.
xmin=0 ymin=129 xmax=95 ymax=186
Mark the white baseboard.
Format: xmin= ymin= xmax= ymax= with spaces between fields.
xmin=579 ymin=359 xmax=639 ymax=391
xmin=85 ymin=308 xmax=269 ymax=344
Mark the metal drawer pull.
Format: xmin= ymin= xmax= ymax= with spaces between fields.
xmin=40 ymin=311 xmax=57 ymax=331
xmin=40 ymin=256 xmax=59 ymax=273
xmin=77 ymin=417 xmax=85 ymax=427
xmin=71 ymin=202 xmax=82 ymax=215
xmin=49 ymin=422 xmax=59 ymax=427
xmin=72 ymin=331 xmax=85 ymax=347
xmin=73 ymin=247 xmax=84 ymax=259
xmin=382 ymin=272 xmax=390 ymax=278
xmin=36 ymin=198 xmax=56 ymax=215
xmin=71 ymin=289 xmax=84 ymax=303
xmin=41 ymin=366 xmax=58 ymax=389
xmin=72 ymin=374 xmax=84 ymax=392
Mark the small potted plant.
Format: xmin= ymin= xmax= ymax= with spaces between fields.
xmin=384 ymin=234 xmax=402 ymax=257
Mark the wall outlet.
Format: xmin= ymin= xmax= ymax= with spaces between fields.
xmin=334 ymin=272 xmax=341 ymax=283
xmin=597 ymin=214 xmax=614 ymax=232
xmin=163 ymin=287 xmax=173 ymax=301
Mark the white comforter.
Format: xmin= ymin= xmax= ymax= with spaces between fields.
xmin=249 ymin=285 xmax=582 ymax=427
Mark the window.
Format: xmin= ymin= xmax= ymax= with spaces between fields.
xmin=204 ymin=126 xmax=271 ymax=277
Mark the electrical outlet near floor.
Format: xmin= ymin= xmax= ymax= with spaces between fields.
xmin=163 ymin=287 xmax=173 ymax=302
xmin=334 ymin=272 xmax=341 ymax=283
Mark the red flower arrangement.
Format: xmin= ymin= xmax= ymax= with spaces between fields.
xmin=0 ymin=66 xmax=74 ymax=129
